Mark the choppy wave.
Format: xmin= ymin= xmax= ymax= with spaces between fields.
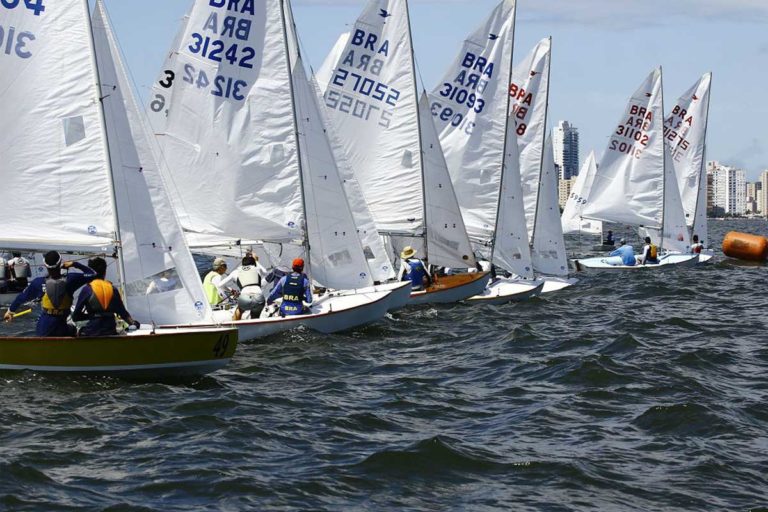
xmin=2 ymin=219 xmax=768 ymax=510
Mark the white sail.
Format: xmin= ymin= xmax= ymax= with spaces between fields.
xmin=92 ymin=1 xmax=211 ymax=324
xmin=316 ymin=31 xmax=350 ymax=94
xmin=510 ymin=37 xmax=550 ymax=236
xmin=291 ymin=60 xmax=375 ymax=289
xmin=493 ymin=123 xmax=534 ymax=279
xmin=321 ymin=0 xmax=423 ymax=235
xmin=417 ymin=94 xmax=475 ymax=268
xmin=149 ymin=0 xmax=305 ymax=243
xmin=583 ymin=68 xmax=664 ymax=228
xmin=428 ymin=0 xmax=517 ymax=244
xmin=0 ymin=1 xmax=115 ymax=250
xmin=561 ymin=151 xmax=602 ymax=235
xmin=665 ymin=73 xmax=711 ymax=245
xmin=530 ymin=136 xmax=568 ymax=276
xmin=660 ymin=144 xmax=691 ymax=252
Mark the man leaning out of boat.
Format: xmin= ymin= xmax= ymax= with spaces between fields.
xmin=71 ymin=257 xmax=140 ymax=336
xmin=3 ymin=251 xmax=97 ymax=336
xmin=607 ymin=239 xmax=637 ymax=266
xmin=267 ymin=258 xmax=312 ymax=316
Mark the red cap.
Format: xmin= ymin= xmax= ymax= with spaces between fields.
xmin=292 ymin=258 xmax=305 ymax=270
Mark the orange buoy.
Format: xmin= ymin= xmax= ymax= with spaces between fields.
xmin=722 ymin=231 xmax=768 ymax=261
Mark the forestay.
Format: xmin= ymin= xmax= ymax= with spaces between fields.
xmin=0 ymin=1 xmax=115 ymax=251
xmin=561 ymin=151 xmax=602 ymax=235
xmin=92 ymin=1 xmax=211 ymax=324
xmin=530 ymin=136 xmax=568 ymax=276
xmin=665 ymin=73 xmax=711 ymax=246
xmin=417 ymin=94 xmax=475 ymax=268
xmin=510 ymin=37 xmax=550 ymax=236
xmin=493 ymin=121 xmax=534 ymax=279
xmin=428 ymin=0 xmax=517 ymax=244
xmin=583 ymin=68 xmax=664 ymax=228
xmin=149 ymin=0 xmax=305 ymax=243
xmin=321 ymin=0 xmax=423 ymax=235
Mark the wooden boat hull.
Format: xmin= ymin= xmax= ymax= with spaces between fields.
xmin=408 ymin=272 xmax=490 ymax=305
xmin=540 ymin=276 xmax=579 ymax=294
xmin=205 ymin=288 xmax=392 ymax=341
xmin=0 ymin=326 xmax=237 ymax=377
xmin=466 ymin=277 xmax=544 ymax=305
xmin=573 ymin=253 xmax=699 ymax=271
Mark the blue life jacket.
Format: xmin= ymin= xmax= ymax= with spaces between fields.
xmin=404 ymin=258 xmax=428 ymax=289
xmin=281 ymin=273 xmax=307 ymax=315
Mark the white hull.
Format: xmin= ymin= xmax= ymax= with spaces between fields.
xmin=697 ymin=250 xmax=714 ymax=264
xmin=352 ymin=281 xmax=412 ymax=312
xmin=466 ymin=277 xmax=544 ymax=305
xmin=574 ymin=253 xmax=699 ymax=271
xmin=408 ymin=272 xmax=491 ymax=305
xmin=202 ymin=289 xmax=392 ymax=341
xmin=540 ymin=276 xmax=579 ymax=294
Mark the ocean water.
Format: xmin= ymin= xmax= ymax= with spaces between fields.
xmin=1 ymin=219 xmax=767 ymax=511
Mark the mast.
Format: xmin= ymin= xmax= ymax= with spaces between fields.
xmin=280 ymin=0 xmax=313 ymax=278
xmin=489 ymin=1 xmax=519 ymax=265
xmin=404 ymin=0 xmax=429 ymax=260
xmin=528 ymin=35 xmax=551 ymax=251
xmin=84 ymin=0 xmax=127 ymax=295
xmin=659 ymin=66 xmax=666 ymax=252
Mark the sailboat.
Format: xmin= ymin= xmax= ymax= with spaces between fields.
xmin=318 ymin=0 xmax=489 ymax=304
xmin=0 ymin=0 xmax=237 ymax=375
xmin=665 ymin=73 xmax=713 ymax=263
xmin=561 ymin=151 xmax=602 ymax=236
xmin=575 ymin=68 xmax=698 ymax=271
xmin=427 ymin=0 xmax=544 ymax=304
xmin=509 ymin=38 xmax=576 ymax=293
xmin=148 ymin=0 xmax=396 ymax=340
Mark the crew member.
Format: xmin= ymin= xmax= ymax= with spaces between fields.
xmin=7 ymin=252 xmax=31 ymax=291
xmin=72 ymin=257 xmax=139 ymax=336
xmin=267 ymin=258 xmax=312 ymax=316
xmin=603 ymin=230 xmax=615 ymax=247
xmin=398 ymin=246 xmax=432 ymax=290
xmin=223 ymin=255 xmax=267 ymax=320
xmin=638 ymin=236 xmax=659 ymax=265
xmin=203 ymin=257 xmax=237 ymax=306
xmin=3 ymin=251 xmax=96 ymax=337
xmin=690 ymin=234 xmax=704 ymax=254
xmin=607 ymin=239 xmax=636 ymax=266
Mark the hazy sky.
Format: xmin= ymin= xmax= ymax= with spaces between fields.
xmin=102 ymin=0 xmax=768 ymax=180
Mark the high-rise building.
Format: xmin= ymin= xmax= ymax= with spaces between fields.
xmin=709 ymin=161 xmax=747 ymax=215
xmin=746 ymin=182 xmax=758 ymax=214
xmin=558 ymin=177 xmax=573 ymax=210
xmin=760 ymin=170 xmax=768 ymax=217
xmin=552 ymin=121 xmax=579 ymax=180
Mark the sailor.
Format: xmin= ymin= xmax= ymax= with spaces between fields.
xmin=72 ymin=257 xmax=139 ymax=336
xmin=267 ymin=258 xmax=312 ymax=316
xmin=690 ymin=234 xmax=704 ymax=254
xmin=220 ymin=255 xmax=267 ymax=320
xmin=202 ymin=257 xmax=238 ymax=306
xmin=638 ymin=236 xmax=660 ymax=265
xmin=3 ymin=251 xmax=97 ymax=337
xmin=0 ymin=254 xmax=6 ymax=293
xmin=607 ymin=239 xmax=636 ymax=266
xmin=398 ymin=246 xmax=432 ymax=291
xmin=7 ymin=252 xmax=31 ymax=291
xmin=603 ymin=230 xmax=615 ymax=247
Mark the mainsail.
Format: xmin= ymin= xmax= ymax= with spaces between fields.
xmin=583 ymin=69 xmax=665 ymax=228
xmin=428 ymin=0 xmax=517 ymax=248
xmin=561 ymin=151 xmax=602 ymax=235
xmin=0 ymin=1 xmax=115 ymax=251
xmin=510 ymin=37 xmax=550 ymax=236
xmin=665 ymin=73 xmax=712 ymax=245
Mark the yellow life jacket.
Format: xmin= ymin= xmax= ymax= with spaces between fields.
xmin=649 ymin=244 xmax=658 ymax=259
xmin=42 ymin=277 xmax=72 ymax=316
xmin=203 ymin=271 xmax=222 ymax=305
xmin=87 ymin=279 xmax=115 ymax=317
